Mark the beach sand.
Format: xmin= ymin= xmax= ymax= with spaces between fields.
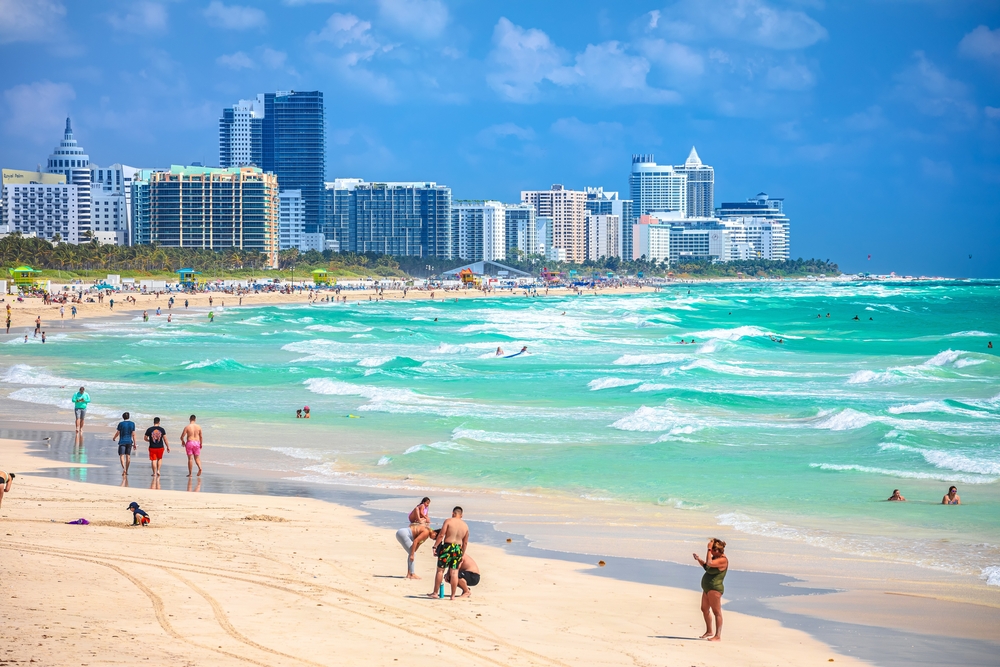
xmin=0 ymin=437 xmax=866 ymax=667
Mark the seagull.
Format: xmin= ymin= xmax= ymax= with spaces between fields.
xmin=43 ymin=437 xmax=51 ymax=445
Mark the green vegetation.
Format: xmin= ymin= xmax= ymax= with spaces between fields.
xmin=0 ymin=233 xmax=838 ymax=281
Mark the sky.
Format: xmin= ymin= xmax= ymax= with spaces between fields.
xmin=1 ymin=0 xmax=998 ymax=276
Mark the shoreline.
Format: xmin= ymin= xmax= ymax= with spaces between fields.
xmin=6 ymin=427 xmax=1000 ymax=666
xmin=0 ymin=434 xmax=877 ymax=667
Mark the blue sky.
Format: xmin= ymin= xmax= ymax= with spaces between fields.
xmin=1 ymin=0 xmax=998 ymax=276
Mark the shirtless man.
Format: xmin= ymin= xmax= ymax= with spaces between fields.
xmin=180 ymin=415 xmax=203 ymax=477
xmin=456 ymin=553 xmax=480 ymax=598
xmin=942 ymin=486 xmax=961 ymax=505
xmin=408 ymin=497 xmax=431 ymax=525
xmin=428 ymin=507 xmax=469 ymax=600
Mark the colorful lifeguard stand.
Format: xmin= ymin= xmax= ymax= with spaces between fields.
xmin=457 ymin=268 xmax=478 ymax=286
xmin=311 ymin=268 xmax=330 ymax=286
xmin=177 ymin=268 xmax=202 ymax=288
xmin=8 ymin=265 xmax=43 ymax=290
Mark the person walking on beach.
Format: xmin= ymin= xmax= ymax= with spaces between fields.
xmin=408 ymin=497 xmax=431 ymax=525
xmin=144 ymin=417 xmax=169 ymax=477
xmin=113 ymin=412 xmax=137 ymax=476
xmin=72 ymin=386 xmax=90 ymax=432
xmin=180 ymin=415 xmax=203 ymax=477
xmin=693 ymin=538 xmax=728 ymax=641
xmin=0 ymin=470 xmax=14 ymax=509
xmin=395 ymin=524 xmax=437 ymax=579
xmin=942 ymin=486 xmax=961 ymax=505
xmin=428 ymin=507 xmax=469 ymax=600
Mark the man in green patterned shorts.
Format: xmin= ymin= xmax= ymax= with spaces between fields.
xmin=428 ymin=507 xmax=469 ymax=600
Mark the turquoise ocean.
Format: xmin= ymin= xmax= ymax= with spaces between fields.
xmin=3 ymin=281 xmax=999 ymax=586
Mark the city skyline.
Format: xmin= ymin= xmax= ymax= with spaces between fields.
xmin=1 ymin=1 xmax=998 ymax=275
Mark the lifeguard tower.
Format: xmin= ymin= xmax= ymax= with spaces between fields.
xmin=8 ymin=266 xmax=43 ymax=290
xmin=177 ymin=268 xmax=202 ymax=288
xmin=311 ymin=268 xmax=330 ymax=286
xmin=457 ymin=268 xmax=478 ymax=286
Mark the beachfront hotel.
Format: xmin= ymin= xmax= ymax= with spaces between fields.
xmin=0 ymin=169 xmax=77 ymax=243
xmin=145 ymin=165 xmax=280 ymax=267
xmin=521 ymin=185 xmax=589 ymax=263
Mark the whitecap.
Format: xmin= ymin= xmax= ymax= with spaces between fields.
xmin=358 ymin=356 xmax=394 ymax=368
xmin=377 ymin=456 xmax=391 ymax=466
xmin=271 ymin=447 xmax=324 ymax=461
xmin=879 ymin=443 xmax=1000 ymax=475
xmin=982 ymin=566 xmax=1000 ymax=587
xmin=815 ymin=408 xmax=878 ymax=431
xmin=588 ymin=377 xmax=643 ymax=390
xmin=612 ymin=353 xmax=689 ymax=366
xmin=808 ymin=463 xmax=995 ymax=484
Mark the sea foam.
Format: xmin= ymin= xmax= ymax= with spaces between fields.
xmin=808 ymin=463 xmax=996 ymax=485
xmin=588 ymin=377 xmax=643 ymax=390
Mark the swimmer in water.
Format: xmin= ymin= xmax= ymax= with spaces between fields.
xmin=853 ymin=315 xmax=860 ymax=321
xmin=888 ymin=489 xmax=905 ymax=501
xmin=495 ymin=346 xmax=504 ymax=356
xmin=942 ymin=486 xmax=961 ymax=505
xmin=519 ymin=346 xmax=527 ymax=354
xmin=989 ymin=341 xmax=993 ymax=349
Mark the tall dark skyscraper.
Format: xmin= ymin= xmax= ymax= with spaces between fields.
xmin=220 ymin=91 xmax=326 ymax=233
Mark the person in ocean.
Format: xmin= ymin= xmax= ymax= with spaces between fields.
xmin=303 ymin=406 xmax=310 ymax=419
xmin=519 ymin=345 xmax=528 ymax=354
xmin=888 ymin=489 xmax=906 ymax=501
xmin=693 ymin=538 xmax=728 ymax=641
xmin=296 ymin=409 xmax=303 ymax=419
xmin=942 ymin=486 xmax=961 ymax=505
xmin=495 ymin=346 xmax=504 ymax=356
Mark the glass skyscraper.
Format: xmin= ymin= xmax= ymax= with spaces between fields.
xmin=220 ymin=91 xmax=326 ymax=233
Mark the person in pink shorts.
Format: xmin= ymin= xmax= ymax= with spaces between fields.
xmin=180 ymin=414 xmax=204 ymax=477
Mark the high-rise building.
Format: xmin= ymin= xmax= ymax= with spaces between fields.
xmin=504 ymin=203 xmax=537 ymax=260
xmin=521 ymin=185 xmax=588 ymax=263
xmin=46 ymin=118 xmax=91 ymax=240
xmin=279 ymin=189 xmax=306 ymax=251
xmin=452 ymin=200 xmax=506 ymax=262
xmin=585 ymin=187 xmax=633 ymax=259
xmin=220 ymin=91 xmax=325 ymax=233
xmin=147 ymin=165 xmax=279 ymax=266
xmin=130 ymin=169 xmax=158 ymax=246
xmin=219 ymin=97 xmax=264 ymax=168
xmin=324 ymin=178 xmax=364 ymax=251
xmin=673 ymin=147 xmax=714 ymax=218
xmin=629 ymin=154 xmax=687 ymax=219
xmin=350 ymin=182 xmax=453 ymax=257
xmin=716 ymin=193 xmax=790 ymax=260
xmin=1 ymin=169 xmax=78 ymax=243
xmin=90 ymin=164 xmax=142 ymax=245
xmin=536 ymin=216 xmax=552 ymax=256
xmin=585 ymin=214 xmax=622 ymax=261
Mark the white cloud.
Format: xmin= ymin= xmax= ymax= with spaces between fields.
xmin=639 ymin=39 xmax=704 ymax=77
xmin=0 ymin=0 xmax=65 ymax=43
xmin=107 ymin=1 xmax=168 ymax=34
xmin=476 ymin=123 xmax=535 ymax=148
xmin=377 ymin=0 xmax=448 ymax=40
xmin=486 ymin=18 xmax=570 ymax=102
xmin=652 ymin=0 xmax=827 ymax=50
xmin=204 ymin=1 xmax=266 ymax=30
xmin=261 ymin=48 xmax=287 ymax=69
xmin=216 ymin=51 xmax=255 ymax=70
xmin=895 ymin=51 xmax=976 ymax=118
xmin=920 ymin=157 xmax=953 ymax=181
xmin=3 ymin=80 xmax=76 ymax=143
xmin=486 ymin=18 xmax=679 ymax=104
xmin=986 ymin=106 xmax=1000 ymax=119
xmin=309 ymin=14 xmax=397 ymax=100
xmin=958 ymin=25 xmax=1000 ymax=66
xmin=765 ymin=60 xmax=815 ymax=90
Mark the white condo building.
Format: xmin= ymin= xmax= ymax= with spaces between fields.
xmin=585 ymin=214 xmax=622 ymax=260
xmin=1 ymin=170 xmax=78 ymax=243
xmin=674 ymin=147 xmax=715 ymax=218
xmin=629 ymin=154 xmax=687 ymax=218
xmin=46 ymin=118 xmax=91 ymax=240
xmin=90 ymin=163 xmax=141 ymax=245
xmin=220 ymin=96 xmax=264 ymax=168
xmin=453 ymin=200 xmax=506 ymax=262
xmin=521 ymin=185 xmax=588 ymax=263
xmin=279 ymin=189 xmax=306 ymax=251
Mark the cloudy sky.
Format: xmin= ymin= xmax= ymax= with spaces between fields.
xmin=1 ymin=0 xmax=998 ymax=275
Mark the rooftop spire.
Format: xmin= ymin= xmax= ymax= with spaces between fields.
xmin=685 ymin=146 xmax=702 ymax=167
xmin=64 ymin=117 xmax=73 ymax=139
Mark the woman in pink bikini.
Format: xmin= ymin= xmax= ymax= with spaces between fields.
xmin=180 ymin=415 xmax=203 ymax=477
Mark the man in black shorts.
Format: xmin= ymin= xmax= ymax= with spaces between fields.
xmin=113 ymin=412 xmax=137 ymax=476
xmin=456 ymin=553 xmax=480 ymax=598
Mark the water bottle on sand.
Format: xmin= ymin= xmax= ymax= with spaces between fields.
xmin=438 ymin=583 xmax=444 ymax=598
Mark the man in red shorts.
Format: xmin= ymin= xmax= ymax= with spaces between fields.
xmin=143 ymin=417 xmax=170 ymax=477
